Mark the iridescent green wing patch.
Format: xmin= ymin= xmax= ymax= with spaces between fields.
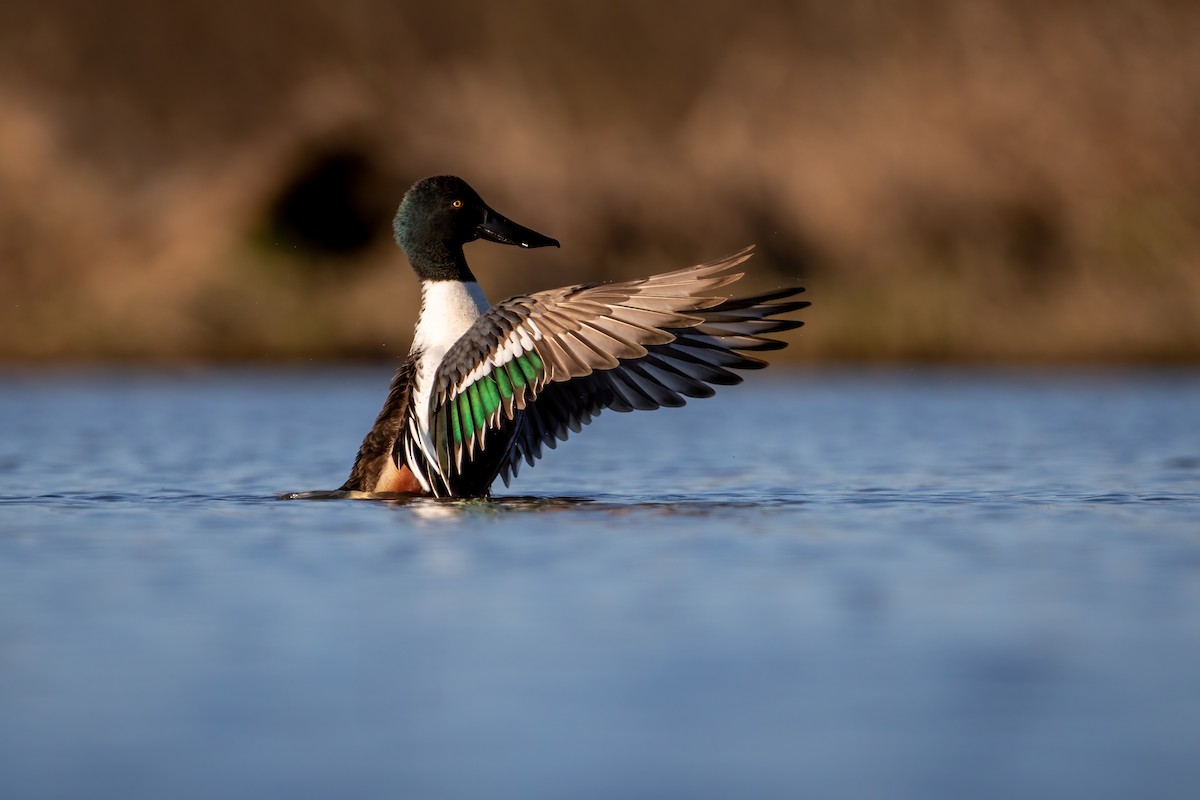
xmin=432 ymin=347 xmax=548 ymax=476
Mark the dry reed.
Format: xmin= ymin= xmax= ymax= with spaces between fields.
xmin=1 ymin=0 xmax=1198 ymax=362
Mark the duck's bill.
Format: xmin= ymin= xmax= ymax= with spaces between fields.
xmin=477 ymin=208 xmax=560 ymax=249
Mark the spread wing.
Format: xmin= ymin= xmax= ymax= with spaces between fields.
xmin=423 ymin=246 xmax=808 ymax=494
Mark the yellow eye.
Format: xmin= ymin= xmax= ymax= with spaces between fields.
xmin=451 ymin=199 xmax=463 ymax=209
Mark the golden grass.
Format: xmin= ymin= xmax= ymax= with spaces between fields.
xmin=1 ymin=0 xmax=1199 ymax=362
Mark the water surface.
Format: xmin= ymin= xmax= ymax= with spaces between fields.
xmin=2 ymin=367 xmax=1199 ymax=799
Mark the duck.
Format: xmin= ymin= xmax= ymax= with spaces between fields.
xmin=339 ymin=175 xmax=808 ymax=498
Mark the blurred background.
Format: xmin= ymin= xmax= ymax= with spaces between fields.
xmin=2 ymin=0 xmax=1198 ymax=363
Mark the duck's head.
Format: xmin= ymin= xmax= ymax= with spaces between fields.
xmin=393 ymin=175 xmax=559 ymax=281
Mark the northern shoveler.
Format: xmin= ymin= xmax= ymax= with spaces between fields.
xmin=340 ymin=175 xmax=808 ymax=498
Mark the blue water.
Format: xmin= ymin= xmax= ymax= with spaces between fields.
xmin=2 ymin=367 xmax=1199 ymax=799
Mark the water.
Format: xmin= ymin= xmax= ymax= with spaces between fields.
xmin=2 ymin=367 xmax=1199 ymax=799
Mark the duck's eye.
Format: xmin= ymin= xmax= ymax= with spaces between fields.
xmin=451 ymin=199 xmax=463 ymax=209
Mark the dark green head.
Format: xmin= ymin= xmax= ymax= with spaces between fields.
xmin=393 ymin=176 xmax=559 ymax=281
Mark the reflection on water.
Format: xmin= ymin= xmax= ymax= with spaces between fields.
xmin=1 ymin=368 xmax=1200 ymax=800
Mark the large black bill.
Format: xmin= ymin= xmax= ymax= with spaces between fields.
xmin=477 ymin=208 xmax=560 ymax=249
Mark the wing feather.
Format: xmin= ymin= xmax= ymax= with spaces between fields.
xmin=412 ymin=246 xmax=808 ymax=496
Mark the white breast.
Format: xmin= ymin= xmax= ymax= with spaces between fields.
xmin=409 ymin=280 xmax=491 ymax=448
